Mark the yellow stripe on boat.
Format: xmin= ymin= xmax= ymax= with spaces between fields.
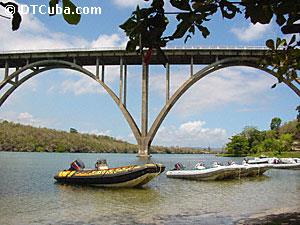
xmin=91 ymin=172 xmax=160 ymax=188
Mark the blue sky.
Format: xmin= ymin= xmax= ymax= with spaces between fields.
xmin=0 ymin=0 xmax=299 ymax=148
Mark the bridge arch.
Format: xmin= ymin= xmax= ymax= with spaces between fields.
xmin=147 ymin=57 xmax=300 ymax=146
xmin=0 ymin=60 xmax=142 ymax=144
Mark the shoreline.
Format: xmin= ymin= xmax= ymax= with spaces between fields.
xmin=236 ymin=207 xmax=300 ymax=225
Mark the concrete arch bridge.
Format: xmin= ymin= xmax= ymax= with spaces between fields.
xmin=0 ymin=48 xmax=299 ymax=157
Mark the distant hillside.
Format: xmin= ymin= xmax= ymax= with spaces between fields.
xmin=0 ymin=121 xmax=209 ymax=154
xmin=223 ymin=119 xmax=300 ymax=157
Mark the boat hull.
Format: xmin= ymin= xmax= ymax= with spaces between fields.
xmin=166 ymin=164 xmax=272 ymax=181
xmin=54 ymin=163 xmax=165 ymax=188
xmin=271 ymin=163 xmax=300 ymax=169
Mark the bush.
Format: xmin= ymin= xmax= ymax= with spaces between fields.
xmin=226 ymin=135 xmax=249 ymax=156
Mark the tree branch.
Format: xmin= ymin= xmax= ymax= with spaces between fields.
xmin=0 ymin=14 xmax=10 ymax=19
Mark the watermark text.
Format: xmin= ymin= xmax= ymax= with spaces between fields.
xmin=4 ymin=4 xmax=102 ymax=16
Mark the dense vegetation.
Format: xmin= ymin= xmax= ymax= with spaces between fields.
xmin=225 ymin=116 xmax=300 ymax=157
xmin=0 ymin=120 xmax=209 ymax=154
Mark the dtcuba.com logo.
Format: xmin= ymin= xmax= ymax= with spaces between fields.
xmin=2 ymin=2 xmax=102 ymax=16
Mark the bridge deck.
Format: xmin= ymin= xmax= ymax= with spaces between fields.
xmin=0 ymin=48 xmax=268 ymax=68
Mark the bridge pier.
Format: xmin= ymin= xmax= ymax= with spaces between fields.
xmin=139 ymin=62 xmax=150 ymax=157
xmin=138 ymin=137 xmax=151 ymax=157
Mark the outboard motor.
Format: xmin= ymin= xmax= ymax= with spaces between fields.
xmin=174 ymin=162 xmax=184 ymax=170
xmin=212 ymin=162 xmax=222 ymax=168
xmin=70 ymin=159 xmax=85 ymax=171
xmin=95 ymin=159 xmax=109 ymax=170
xmin=195 ymin=162 xmax=206 ymax=170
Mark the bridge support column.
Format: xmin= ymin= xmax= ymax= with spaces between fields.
xmin=5 ymin=61 xmax=9 ymax=79
xmin=139 ymin=62 xmax=150 ymax=157
xmin=101 ymin=64 xmax=105 ymax=82
xmin=124 ymin=64 xmax=127 ymax=107
xmin=166 ymin=63 xmax=170 ymax=103
xmin=190 ymin=56 xmax=194 ymax=76
xmin=96 ymin=57 xmax=99 ymax=79
xmin=119 ymin=57 xmax=123 ymax=105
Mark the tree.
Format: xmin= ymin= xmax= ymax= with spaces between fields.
xmin=226 ymin=135 xmax=249 ymax=156
xmin=279 ymin=133 xmax=293 ymax=152
xmin=254 ymin=138 xmax=281 ymax=153
xmin=297 ymin=105 xmax=300 ymax=121
xmin=119 ymin=0 xmax=299 ymax=82
xmin=241 ymin=126 xmax=265 ymax=149
xmin=295 ymin=105 xmax=300 ymax=139
xmin=270 ymin=117 xmax=282 ymax=130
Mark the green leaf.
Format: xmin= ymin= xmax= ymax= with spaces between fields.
xmin=151 ymin=0 xmax=164 ymax=8
xmin=12 ymin=12 xmax=22 ymax=31
xmin=62 ymin=0 xmax=81 ymax=25
xmin=119 ymin=18 xmax=137 ymax=31
xmin=184 ymin=34 xmax=192 ymax=43
xmin=281 ymin=24 xmax=300 ymax=34
xmin=266 ymin=39 xmax=274 ymax=50
xmin=289 ymin=35 xmax=296 ymax=45
xmin=134 ymin=7 xmax=153 ymax=20
xmin=219 ymin=1 xmax=239 ymax=20
xmin=49 ymin=0 xmax=59 ymax=16
xmin=188 ymin=25 xmax=195 ymax=35
xmin=196 ymin=25 xmax=210 ymax=38
xmin=170 ymin=0 xmax=191 ymax=11
xmin=126 ymin=40 xmax=137 ymax=51
xmin=245 ymin=4 xmax=272 ymax=25
xmin=276 ymin=37 xmax=281 ymax=49
xmin=172 ymin=20 xmax=192 ymax=39
xmin=276 ymin=14 xmax=286 ymax=26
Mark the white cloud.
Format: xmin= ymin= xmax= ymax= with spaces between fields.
xmin=231 ymin=23 xmax=272 ymax=42
xmin=47 ymin=65 xmax=121 ymax=96
xmin=0 ymin=3 xmax=127 ymax=97
xmin=91 ymin=34 xmax=126 ymax=48
xmin=0 ymin=111 xmax=56 ymax=127
xmin=17 ymin=112 xmax=36 ymax=124
xmin=113 ymin=0 xmax=146 ymax=8
xmin=151 ymin=67 xmax=274 ymax=116
xmin=60 ymin=77 xmax=105 ymax=96
xmin=0 ymin=11 xmax=87 ymax=51
xmin=153 ymin=120 xmax=228 ymax=147
xmin=0 ymin=1 xmax=126 ymax=51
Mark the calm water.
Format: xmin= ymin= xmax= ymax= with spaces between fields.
xmin=0 ymin=152 xmax=299 ymax=225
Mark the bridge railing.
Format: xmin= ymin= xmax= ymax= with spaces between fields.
xmin=0 ymin=46 xmax=268 ymax=54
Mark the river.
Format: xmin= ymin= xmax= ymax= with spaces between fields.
xmin=0 ymin=152 xmax=299 ymax=225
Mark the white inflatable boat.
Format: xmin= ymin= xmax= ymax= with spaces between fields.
xmin=166 ymin=162 xmax=272 ymax=181
xmin=246 ymin=157 xmax=300 ymax=169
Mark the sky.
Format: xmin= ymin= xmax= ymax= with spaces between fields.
xmin=0 ymin=0 xmax=299 ymax=148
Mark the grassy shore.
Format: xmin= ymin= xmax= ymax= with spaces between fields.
xmin=0 ymin=120 xmax=210 ymax=154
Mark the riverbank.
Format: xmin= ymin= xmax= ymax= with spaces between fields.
xmin=0 ymin=120 xmax=210 ymax=154
xmin=236 ymin=207 xmax=300 ymax=225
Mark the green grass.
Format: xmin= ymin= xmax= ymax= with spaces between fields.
xmin=0 ymin=120 xmax=209 ymax=154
